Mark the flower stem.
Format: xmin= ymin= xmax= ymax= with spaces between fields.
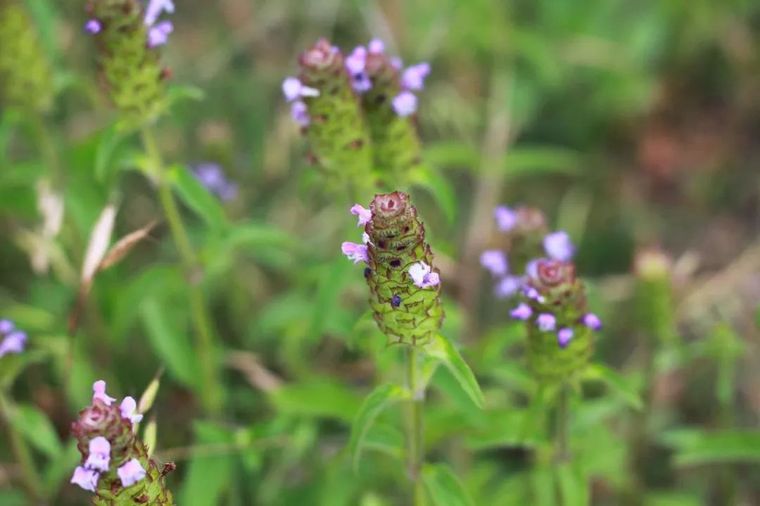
xmin=140 ymin=127 xmax=222 ymax=414
xmin=406 ymin=346 xmax=425 ymax=505
xmin=0 ymin=392 xmax=44 ymax=503
xmin=556 ymin=382 xmax=570 ymax=463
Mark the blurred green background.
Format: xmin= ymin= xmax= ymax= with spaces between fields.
xmin=1 ymin=0 xmax=759 ymax=504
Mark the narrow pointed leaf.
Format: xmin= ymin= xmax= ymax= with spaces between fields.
xmin=427 ymin=334 xmax=484 ymax=408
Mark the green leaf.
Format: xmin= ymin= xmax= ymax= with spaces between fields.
xmin=422 ymin=463 xmax=474 ymax=506
xmin=8 ymin=403 xmax=62 ymax=459
xmin=139 ymin=297 xmax=200 ymax=387
xmin=169 ymin=164 xmax=227 ymax=230
xmin=426 ymin=334 xmax=484 ymax=408
xmin=555 ymin=462 xmax=589 ymax=506
xmin=179 ymin=422 xmax=234 ymax=506
xmin=94 ymin=124 xmax=129 ymax=182
xmin=0 ymin=350 xmax=49 ymax=389
xmin=660 ymin=428 xmax=760 ymax=466
xmin=583 ymin=364 xmax=643 ymax=410
xmin=423 ymin=142 xmax=480 ymax=169
xmin=501 ymin=146 xmax=581 ymax=178
xmin=268 ymin=378 xmax=362 ymax=422
xmin=43 ymin=441 xmax=80 ymax=498
xmin=410 ymin=166 xmax=457 ymax=223
xmin=349 ymin=384 xmax=410 ymax=471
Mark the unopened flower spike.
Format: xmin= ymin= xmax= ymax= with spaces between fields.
xmin=0 ymin=0 xmax=54 ymax=113
xmin=70 ymin=380 xmax=175 ymax=503
xmin=85 ymin=0 xmax=173 ymax=125
xmin=515 ymin=259 xmax=599 ymax=382
xmin=289 ymin=38 xmax=373 ymax=189
xmin=343 ymin=192 xmax=444 ymax=346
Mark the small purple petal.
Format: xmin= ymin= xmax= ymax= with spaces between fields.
xmin=401 ymin=62 xmax=431 ymax=91
xmin=510 ymin=302 xmax=532 ymax=320
xmin=392 ymin=91 xmax=417 ymax=117
xmin=0 ymin=319 xmax=13 ymax=334
xmin=525 ymin=259 xmax=540 ymax=279
xmin=341 ymin=242 xmax=368 ymax=264
xmin=290 ymin=101 xmax=310 ymax=126
xmin=345 ymin=46 xmax=367 ymax=74
xmin=536 ymin=313 xmax=556 ymax=332
xmin=282 ymin=77 xmax=302 ymax=102
xmin=480 ymin=250 xmax=508 ymax=277
xmin=84 ymin=19 xmax=102 ymax=35
xmin=350 ymin=204 xmax=372 ymax=226
xmin=390 ymin=56 xmax=403 ymax=70
xmin=368 ymin=38 xmax=385 ymax=54
xmin=119 ymin=397 xmax=143 ymax=425
xmin=495 ymin=275 xmax=522 ymax=298
xmin=117 ymin=458 xmax=146 ymax=488
xmin=92 ymin=380 xmax=116 ymax=406
xmin=557 ymin=327 xmax=574 ymax=348
xmin=523 ymin=285 xmax=545 ymax=303
xmin=144 ymin=0 xmax=175 ymax=27
xmin=544 ymin=231 xmax=575 ymax=262
xmin=409 ymin=262 xmax=440 ymax=288
xmin=350 ymin=71 xmax=372 ymax=93
xmin=494 ymin=205 xmax=518 ymax=232
xmin=582 ymin=313 xmax=602 ymax=331
xmin=147 ymin=20 xmax=173 ymax=48
xmin=0 ymin=331 xmax=26 ymax=357
xmin=85 ymin=437 xmax=111 ymax=472
xmin=71 ymin=466 xmax=99 ymax=492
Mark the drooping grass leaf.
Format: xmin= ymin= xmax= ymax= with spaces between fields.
xmin=169 ymin=164 xmax=227 ymax=230
xmin=427 ymin=334 xmax=484 ymax=408
xmin=660 ymin=428 xmax=760 ymax=466
xmin=422 ymin=463 xmax=474 ymax=506
xmin=583 ymin=363 xmax=643 ymax=410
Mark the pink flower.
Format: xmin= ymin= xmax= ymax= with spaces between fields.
xmin=119 ymin=396 xmax=143 ymax=425
xmin=544 ymin=231 xmax=575 ymax=261
xmin=536 ymin=313 xmax=556 ymax=332
xmin=368 ymin=38 xmax=385 ymax=54
xmin=510 ymin=303 xmax=532 ymax=320
xmin=85 ymin=437 xmax=111 ymax=472
xmin=117 ymin=458 xmax=146 ymax=488
xmin=345 ymin=46 xmax=367 ymax=75
xmin=341 ymin=242 xmax=368 ymax=264
xmin=494 ymin=206 xmax=517 ymax=232
xmin=147 ymin=20 xmax=173 ymax=48
xmin=70 ymin=466 xmax=99 ymax=492
xmin=582 ymin=313 xmax=602 ymax=330
xmin=350 ymin=204 xmax=372 ymax=226
xmin=401 ymin=62 xmax=430 ymax=91
xmin=480 ymin=250 xmax=507 ymax=277
xmin=92 ymin=380 xmax=116 ymax=406
xmin=408 ymin=262 xmax=440 ymax=289
xmin=392 ymin=91 xmax=417 ymax=117
xmin=282 ymin=77 xmax=319 ymax=102
xmin=144 ymin=0 xmax=175 ymax=27
xmin=495 ymin=276 xmax=522 ymax=298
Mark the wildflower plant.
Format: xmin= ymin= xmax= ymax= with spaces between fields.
xmin=70 ymin=380 xmax=175 ymax=504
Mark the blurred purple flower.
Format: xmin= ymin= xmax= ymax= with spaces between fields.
xmin=0 ymin=327 xmax=26 ymax=358
xmin=144 ymin=0 xmax=175 ymax=27
xmin=342 ymin=242 xmax=368 ymax=264
xmin=71 ymin=466 xmax=99 ymax=492
xmin=290 ymin=101 xmax=310 ymax=126
xmin=544 ymin=231 xmax=574 ymax=261
xmin=510 ymin=302 xmax=532 ymax=320
xmin=582 ymin=313 xmax=602 ymax=330
xmin=495 ymin=275 xmax=522 ymax=298
xmin=409 ymin=262 xmax=440 ymax=288
xmin=392 ymin=91 xmax=417 ymax=116
xmin=536 ymin=313 xmax=556 ymax=332
xmin=350 ymin=204 xmax=372 ymax=226
xmin=345 ymin=46 xmax=367 ymax=75
xmin=557 ymin=327 xmax=574 ymax=348
xmin=480 ymin=250 xmax=508 ymax=277
xmin=84 ymin=437 xmax=111 ymax=472
xmin=192 ymin=163 xmax=238 ymax=202
xmin=401 ymin=62 xmax=430 ymax=91
xmin=84 ymin=19 xmax=102 ymax=34
xmin=119 ymin=397 xmax=143 ymax=425
xmin=147 ymin=20 xmax=173 ymax=48
xmin=282 ymin=77 xmax=319 ymax=102
xmin=494 ymin=205 xmax=518 ymax=232
xmin=368 ymin=38 xmax=385 ymax=54
xmin=350 ymin=72 xmax=372 ymax=93
xmin=117 ymin=458 xmax=146 ymax=488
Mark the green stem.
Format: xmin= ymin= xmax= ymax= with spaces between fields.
xmin=406 ymin=346 xmax=425 ymax=505
xmin=0 ymin=393 xmax=45 ymax=503
xmin=140 ymin=127 xmax=222 ymax=414
xmin=556 ymin=382 xmax=570 ymax=463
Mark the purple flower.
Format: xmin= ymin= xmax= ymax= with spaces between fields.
xmin=401 ymin=62 xmax=431 ymax=91
xmin=544 ymin=231 xmax=574 ymax=261
xmin=390 ymin=56 xmax=403 ymax=70
xmin=345 ymin=46 xmax=367 ymax=75
xmin=117 ymin=458 xmax=146 ymax=488
xmin=147 ymin=20 xmax=173 ymax=48
xmin=494 ymin=206 xmax=517 ymax=232
xmin=84 ymin=437 xmax=111 ymax=472
xmin=282 ymin=77 xmax=319 ymax=102
xmin=119 ymin=397 xmax=143 ymax=425
xmin=192 ymin=163 xmax=238 ymax=202
xmin=342 ymin=242 xmax=368 ymax=264
xmin=536 ymin=313 xmax=556 ymax=332
xmin=525 ymin=259 xmax=540 ymax=279
xmin=368 ymin=38 xmax=385 ymax=54
xmin=0 ymin=330 xmax=26 ymax=357
xmin=480 ymin=250 xmax=508 ymax=277
xmin=510 ymin=302 xmax=532 ymax=320
xmin=70 ymin=466 xmax=99 ymax=492
xmin=144 ymin=0 xmax=175 ymax=27
xmin=84 ymin=19 xmax=102 ymax=34
xmin=408 ymin=262 xmax=440 ymax=289
xmin=0 ymin=319 xmax=13 ymax=333
xmin=495 ymin=275 xmax=522 ymax=298
xmin=350 ymin=204 xmax=372 ymax=227
xmin=392 ymin=91 xmax=417 ymax=116
xmin=523 ymin=285 xmax=545 ymax=303
xmin=350 ymin=72 xmax=372 ymax=93
xmin=92 ymin=380 xmax=116 ymax=406
xmin=581 ymin=313 xmax=602 ymax=331
xmin=557 ymin=327 xmax=574 ymax=348
xmin=290 ymin=101 xmax=310 ymax=126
